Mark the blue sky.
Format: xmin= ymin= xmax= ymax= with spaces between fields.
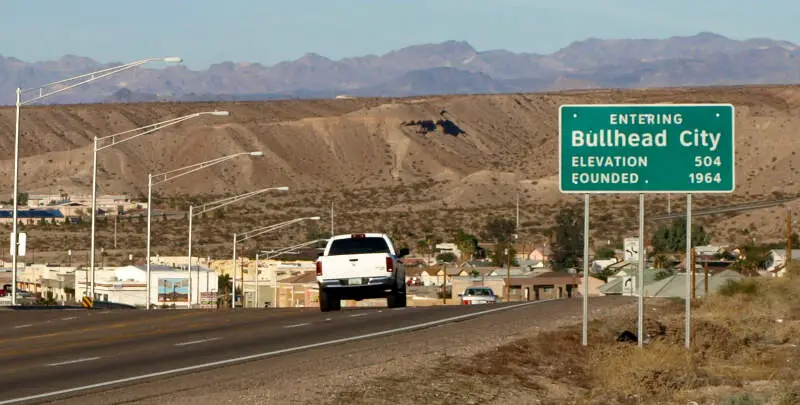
xmin=3 ymin=0 xmax=798 ymax=70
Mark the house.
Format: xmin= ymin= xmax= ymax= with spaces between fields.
xmin=763 ymin=249 xmax=800 ymax=278
xmin=508 ymin=271 xmax=580 ymax=301
xmin=528 ymin=246 xmax=552 ymax=262
xmin=54 ymin=202 xmax=90 ymax=220
xmin=420 ymin=265 xmax=463 ymax=286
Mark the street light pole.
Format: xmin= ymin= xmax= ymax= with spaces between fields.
xmin=186 ymin=186 xmax=288 ymax=308
xmin=187 ymin=204 xmax=194 ymax=308
xmin=146 ymin=173 xmax=153 ymax=309
xmin=90 ymin=110 xmax=229 ymax=300
xmin=230 ymin=217 xmax=322 ymax=309
xmin=10 ymin=88 xmax=21 ymax=306
xmin=9 ymin=56 xmax=182 ymax=305
xmin=255 ymin=252 xmax=260 ymax=309
xmin=89 ymin=136 xmax=98 ymax=299
xmin=144 ymin=151 xmax=264 ymax=310
xmin=232 ymin=233 xmax=237 ymax=308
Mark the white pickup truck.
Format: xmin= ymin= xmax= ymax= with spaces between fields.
xmin=315 ymin=233 xmax=410 ymax=312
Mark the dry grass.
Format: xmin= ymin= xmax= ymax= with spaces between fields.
xmin=329 ymin=272 xmax=800 ymax=405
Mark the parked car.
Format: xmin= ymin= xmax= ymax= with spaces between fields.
xmin=459 ymin=286 xmax=497 ymax=305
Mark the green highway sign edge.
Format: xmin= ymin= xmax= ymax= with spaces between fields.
xmin=558 ymin=103 xmax=735 ymax=194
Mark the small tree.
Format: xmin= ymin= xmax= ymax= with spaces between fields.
xmin=453 ymin=229 xmax=478 ymax=264
xmin=491 ymin=245 xmax=517 ymax=267
xmin=481 ymin=216 xmax=515 ymax=244
xmin=594 ymin=246 xmax=616 ymax=260
xmin=652 ymin=218 xmax=711 ymax=253
xmin=549 ymin=206 xmax=583 ymax=271
xmin=436 ymin=252 xmax=457 ymax=263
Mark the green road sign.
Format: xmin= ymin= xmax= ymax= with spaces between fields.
xmin=559 ymin=104 xmax=735 ymax=193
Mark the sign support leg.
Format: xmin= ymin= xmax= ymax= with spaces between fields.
xmin=685 ymin=193 xmax=693 ymax=349
xmin=637 ymin=193 xmax=645 ymax=347
xmin=582 ymin=193 xmax=590 ymax=346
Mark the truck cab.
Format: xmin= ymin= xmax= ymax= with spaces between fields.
xmin=315 ymin=233 xmax=409 ymax=312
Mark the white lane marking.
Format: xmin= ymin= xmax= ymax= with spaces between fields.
xmin=0 ymin=300 xmax=546 ymax=405
xmin=62 ymin=317 xmax=78 ymax=321
xmin=46 ymin=357 xmax=101 ymax=367
xmin=324 ymin=318 xmax=332 ymax=321
xmin=173 ymin=337 xmax=221 ymax=347
xmin=349 ymin=313 xmax=368 ymax=317
xmin=12 ymin=324 xmax=32 ymax=329
xmin=284 ymin=323 xmax=310 ymax=329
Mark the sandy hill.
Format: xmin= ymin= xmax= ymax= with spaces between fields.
xmin=0 ymin=85 xmax=798 ymax=251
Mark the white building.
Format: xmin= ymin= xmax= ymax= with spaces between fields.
xmin=17 ymin=264 xmax=76 ymax=303
xmin=75 ymin=264 xmax=218 ymax=308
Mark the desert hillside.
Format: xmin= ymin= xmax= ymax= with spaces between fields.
xmin=0 ymin=85 xmax=798 ymax=256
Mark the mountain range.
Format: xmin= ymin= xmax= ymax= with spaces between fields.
xmin=1 ymin=32 xmax=799 ymax=105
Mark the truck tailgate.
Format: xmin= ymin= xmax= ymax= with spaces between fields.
xmin=320 ymin=253 xmax=390 ymax=280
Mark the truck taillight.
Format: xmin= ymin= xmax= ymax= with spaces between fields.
xmin=316 ymin=261 xmax=322 ymax=276
xmin=386 ymin=257 xmax=394 ymax=272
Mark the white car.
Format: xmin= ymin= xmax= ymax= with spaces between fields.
xmin=460 ymin=287 xmax=497 ymax=305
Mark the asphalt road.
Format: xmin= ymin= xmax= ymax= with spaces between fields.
xmin=0 ymin=300 xmax=568 ymax=404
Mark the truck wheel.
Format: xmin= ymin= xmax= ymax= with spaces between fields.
xmin=319 ymin=289 xmax=340 ymax=312
xmin=387 ymin=285 xmax=407 ymax=308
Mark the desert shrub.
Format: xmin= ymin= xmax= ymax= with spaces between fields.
xmin=718 ymin=278 xmax=759 ymax=297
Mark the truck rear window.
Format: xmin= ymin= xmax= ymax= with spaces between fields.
xmin=328 ymin=237 xmax=391 ymax=256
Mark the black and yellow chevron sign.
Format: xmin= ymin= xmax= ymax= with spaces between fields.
xmin=81 ymin=296 xmax=93 ymax=309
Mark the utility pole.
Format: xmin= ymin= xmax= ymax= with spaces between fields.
xmin=442 ymin=263 xmax=447 ymax=305
xmin=787 ymin=208 xmax=792 ymax=270
xmin=505 ymin=248 xmax=511 ymax=302
xmin=703 ymin=261 xmax=709 ymax=297
xmin=113 ymin=215 xmax=118 ymax=249
xmin=515 ymin=191 xmax=520 ymax=232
